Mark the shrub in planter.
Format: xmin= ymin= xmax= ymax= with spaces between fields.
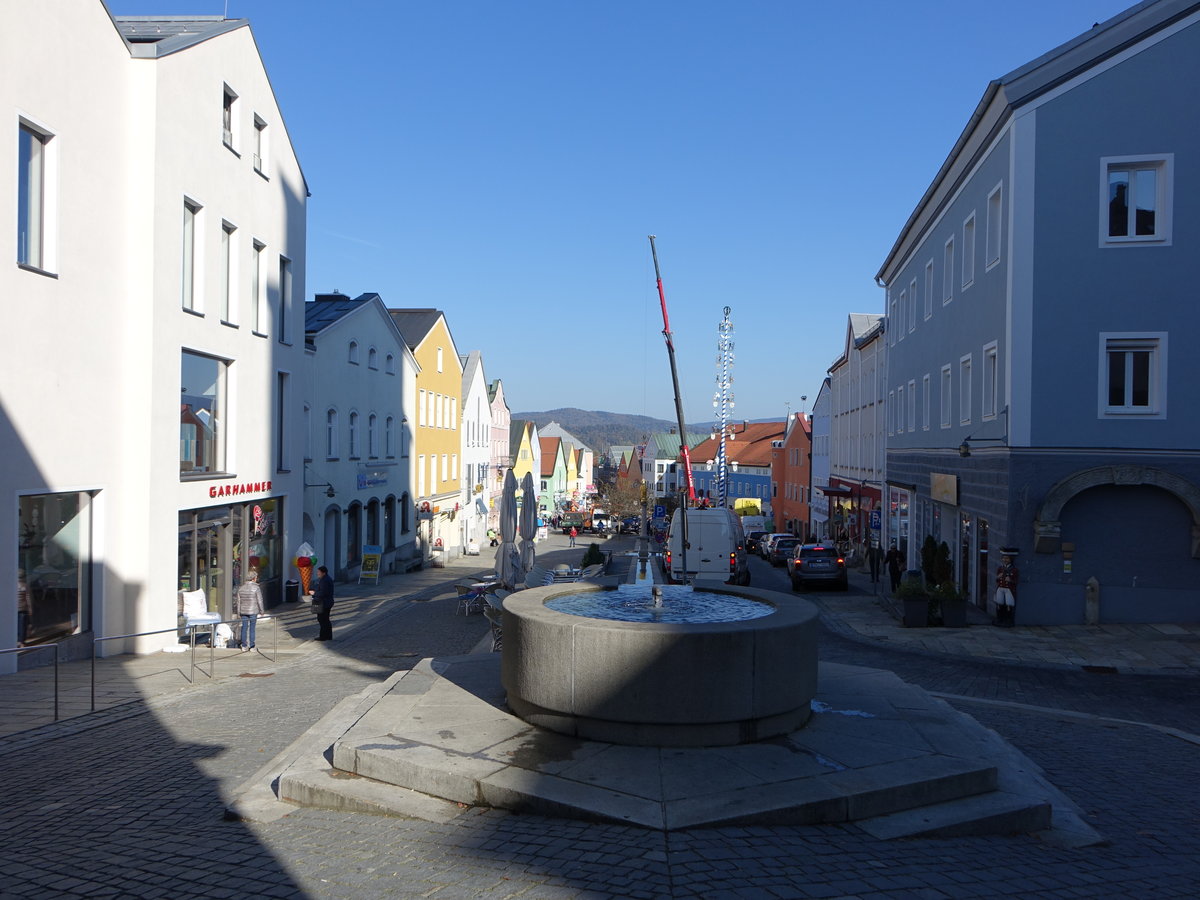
xmin=896 ymin=576 xmax=932 ymax=627
xmin=933 ymin=579 xmax=967 ymax=628
xmin=581 ymin=543 xmax=605 ymax=568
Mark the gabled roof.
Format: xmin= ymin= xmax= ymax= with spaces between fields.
xmin=539 ymin=422 xmax=591 ymax=454
xmin=387 ymin=309 xmax=445 ymax=352
xmin=509 ymin=420 xmax=531 ymax=450
xmin=648 ymin=431 xmax=709 ymax=460
xmin=304 ymin=292 xmax=413 ymax=368
xmin=688 ymin=421 xmax=787 ymax=467
xmin=112 ymin=16 xmax=246 ymax=56
xmin=829 ymin=313 xmax=884 ymax=371
xmin=539 ymin=437 xmax=562 ymax=476
xmin=461 ymin=350 xmax=485 ymax=394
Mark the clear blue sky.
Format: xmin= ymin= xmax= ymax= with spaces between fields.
xmin=110 ymin=0 xmax=1135 ymax=422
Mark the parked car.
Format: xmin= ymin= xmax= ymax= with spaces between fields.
xmin=620 ymin=516 xmax=641 ymax=534
xmin=769 ymin=536 xmax=801 ymax=566
xmin=745 ymin=530 xmax=768 ymax=554
xmin=788 ymin=543 xmax=848 ymax=591
xmin=758 ymin=533 xmax=792 ymax=560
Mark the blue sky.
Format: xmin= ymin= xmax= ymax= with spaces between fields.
xmin=110 ymin=0 xmax=1136 ymax=422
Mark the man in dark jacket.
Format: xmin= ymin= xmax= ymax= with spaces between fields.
xmin=310 ymin=565 xmax=335 ymax=641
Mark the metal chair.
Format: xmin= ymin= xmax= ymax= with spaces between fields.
xmin=483 ymin=604 xmax=503 ymax=652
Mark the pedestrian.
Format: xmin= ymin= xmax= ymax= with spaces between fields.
xmin=234 ymin=569 xmax=265 ymax=652
xmin=487 ymin=528 xmax=498 ymax=547
xmin=885 ymin=542 xmax=903 ymax=593
xmin=310 ymin=564 xmax=335 ymax=641
xmin=569 ymin=526 xmax=577 ymax=548
xmin=867 ymin=542 xmax=882 ymax=584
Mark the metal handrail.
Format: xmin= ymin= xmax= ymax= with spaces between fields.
xmin=0 ymin=643 xmax=60 ymax=721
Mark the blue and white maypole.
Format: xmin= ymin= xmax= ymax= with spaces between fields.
xmin=714 ymin=306 xmax=734 ymax=507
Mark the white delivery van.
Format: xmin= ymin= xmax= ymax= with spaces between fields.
xmin=739 ymin=515 xmax=767 ymax=534
xmin=664 ymin=507 xmax=750 ymax=585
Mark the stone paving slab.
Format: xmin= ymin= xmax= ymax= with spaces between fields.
xmin=268 ymin=650 xmax=1099 ymax=843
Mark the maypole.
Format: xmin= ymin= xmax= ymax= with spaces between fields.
xmin=714 ymin=306 xmax=734 ymax=508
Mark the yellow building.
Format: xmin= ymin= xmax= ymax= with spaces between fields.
xmin=389 ymin=309 xmax=464 ymax=557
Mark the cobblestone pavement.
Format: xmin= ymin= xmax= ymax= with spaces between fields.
xmin=2 ymin=536 xmax=1199 ymax=898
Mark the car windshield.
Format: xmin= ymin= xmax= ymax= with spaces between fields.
xmin=801 ymin=547 xmax=838 ymax=559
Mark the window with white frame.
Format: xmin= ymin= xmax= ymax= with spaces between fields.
xmin=368 ymin=347 xmax=378 ymax=369
xmin=253 ymin=114 xmax=268 ymax=175
xmin=983 ymin=342 xmax=999 ymax=419
xmin=276 ymin=371 xmax=290 ymax=471
xmin=368 ymin=414 xmax=378 ymax=458
xmin=437 ymin=347 xmax=444 ymax=372
xmin=922 ymin=374 xmax=931 ymax=430
xmin=277 ymin=256 xmax=291 ymax=343
xmin=303 ymin=404 xmax=312 ymax=462
xmin=182 ymin=199 xmax=201 ymax=312
xmin=17 ymin=121 xmax=55 ymax=271
xmin=385 ymin=416 xmax=395 ymax=458
xmin=1100 ymin=333 xmax=1165 ymax=417
xmin=441 ymin=453 xmax=448 ymax=482
xmin=417 ymin=454 xmax=425 ymax=496
xmin=962 ymin=213 xmax=976 ymax=288
xmin=943 ymin=237 xmax=954 ymax=303
xmin=348 ymin=412 xmax=360 ymax=458
xmin=418 ymin=390 xmax=426 ymax=427
xmin=1102 ymin=155 xmax=1172 ymax=245
xmin=222 ymin=85 xmax=238 ymax=150
xmin=348 ymin=341 xmax=359 ymax=364
xmin=924 ymin=260 xmax=934 ymax=319
xmin=889 ymin=295 xmax=898 ymax=345
xmin=326 ymin=409 xmax=339 ymax=459
xmin=386 ymin=354 xmax=395 ymax=375
xmin=220 ymin=222 xmax=236 ymax=323
xmin=181 ymin=351 xmax=227 ymax=475
xmin=959 ymin=355 xmax=972 ymax=425
xmin=452 ymin=454 xmax=458 ymax=480
xmin=986 ymin=184 xmax=1003 ymax=268
xmin=907 ymin=380 xmax=916 ymax=432
xmin=896 ymin=385 xmax=905 ymax=434
xmin=908 ymin=278 xmax=917 ymax=332
xmin=940 ymin=365 xmax=952 ymax=427
xmin=251 ymin=240 xmax=266 ymax=333
xmin=898 ymin=291 xmax=906 ymax=341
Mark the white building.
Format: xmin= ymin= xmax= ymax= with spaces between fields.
xmin=487 ymin=380 xmax=512 ymax=532
xmin=460 ymin=351 xmax=492 ymax=551
xmin=303 ymin=293 xmax=418 ymax=580
xmin=1 ymin=6 xmax=307 ymax=665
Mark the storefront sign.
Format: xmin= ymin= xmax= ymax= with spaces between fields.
xmin=208 ymin=480 xmax=272 ymax=498
xmin=359 ymin=545 xmax=382 ymax=584
xmin=931 ymin=473 xmax=959 ymax=505
xmin=357 ymin=469 xmax=389 ymax=490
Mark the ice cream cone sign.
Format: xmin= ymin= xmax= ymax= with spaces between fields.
xmin=294 ymin=542 xmax=317 ymax=595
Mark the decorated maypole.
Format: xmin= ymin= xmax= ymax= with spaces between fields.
xmin=714 ymin=306 xmax=734 ymax=508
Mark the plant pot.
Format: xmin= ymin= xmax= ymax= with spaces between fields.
xmin=940 ymin=597 xmax=967 ymax=628
xmin=902 ymin=597 xmax=930 ymax=627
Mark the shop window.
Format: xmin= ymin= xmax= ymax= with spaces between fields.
xmin=181 ymin=351 xmax=227 ymax=475
xmin=18 ymin=492 xmax=93 ymax=646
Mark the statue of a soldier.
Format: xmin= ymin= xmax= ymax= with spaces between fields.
xmin=994 ymin=547 xmax=1019 ymax=627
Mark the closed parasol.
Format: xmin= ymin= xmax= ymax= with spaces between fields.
xmin=519 ymin=471 xmax=537 ymax=576
xmin=493 ymin=469 xmax=521 ymax=589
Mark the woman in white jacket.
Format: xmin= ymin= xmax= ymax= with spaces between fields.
xmin=235 ymin=570 xmax=266 ymax=652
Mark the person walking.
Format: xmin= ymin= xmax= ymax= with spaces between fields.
xmin=310 ymin=565 xmax=335 ymax=641
xmin=568 ymin=526 xmax=577 ymax=548
xmin=885 ymin=542 xmax=904 ymax=594
xmin=234 ymin=569 xmax=266 ymax=651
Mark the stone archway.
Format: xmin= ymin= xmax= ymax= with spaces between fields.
xmin=1033 ymin=465 xmax=1200 ymax=557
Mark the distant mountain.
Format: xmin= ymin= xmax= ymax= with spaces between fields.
xmin=512 ymin=408 xmax=679 ymax=458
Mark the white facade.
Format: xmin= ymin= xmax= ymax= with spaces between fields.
xmin=487 ymin=380 xmax=512 ymax=531
xmin=459 ymin=351 xmax=492 ymax=551
xmin=303 ymin=294 xmax=417 ymax=580
xmin=1 ymin=6 xmax=306 ymax=665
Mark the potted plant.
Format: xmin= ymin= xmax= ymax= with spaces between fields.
xmin=933 ymin=579 xmax=968 ymax=627
xmin=896 ymin=576 xmax=932 ymax=627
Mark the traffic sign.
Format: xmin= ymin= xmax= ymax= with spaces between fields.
xmin=654 ymin=505 xmax=666 ymax=519
xmin=870 ymin=510 xmax=882 ymax=531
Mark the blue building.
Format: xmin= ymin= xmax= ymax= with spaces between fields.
xmin=876 ymin=0 xmax=1200 ymax=624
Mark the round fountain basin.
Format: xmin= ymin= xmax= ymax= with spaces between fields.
xmin=501 ymin=582 xmax=819 ymax=747
xmin=547 ymin=584 xmax=773 ymax=624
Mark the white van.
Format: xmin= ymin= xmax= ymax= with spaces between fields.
xmin=664 ymin=507 xmax=750 ymax=585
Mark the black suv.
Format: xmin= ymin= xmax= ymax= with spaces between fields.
xmin=745 ymin=531 xmax=768 ymax=554
xmin=788 ymin=543 xmax=848 ymax=591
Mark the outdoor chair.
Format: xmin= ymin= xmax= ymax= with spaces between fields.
xmin=180 ymin=589 xmax=221 ymax=645
xmin=483 ymin=605 xmax=503 ymax=652
xmin=523 ymin=565 xmax=552 ymax=589
xmin=580 ymin=564 xmax=605 ymax=579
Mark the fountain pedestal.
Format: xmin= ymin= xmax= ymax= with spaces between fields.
xmin=501 ymin=582 xmax=819 ymax=747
